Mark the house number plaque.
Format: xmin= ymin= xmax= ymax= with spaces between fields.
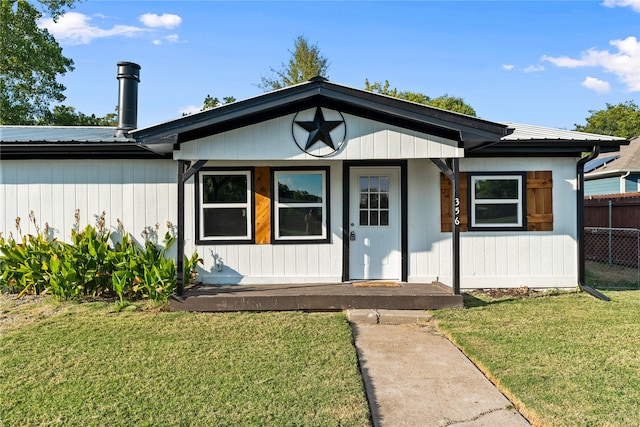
xmin=454 ymin=197 xmax=461 ymax=227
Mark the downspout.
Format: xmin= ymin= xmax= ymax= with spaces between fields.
xmin=577 ymin=147 xmax=610 ymax=301
xmin=620 ymin=171 xmax=631 ymax=194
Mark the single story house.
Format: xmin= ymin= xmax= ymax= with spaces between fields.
xmin=585 ymin=136 xmax=640 ymax=196
xmin=0 ymin=62 xmax=629 ymax=301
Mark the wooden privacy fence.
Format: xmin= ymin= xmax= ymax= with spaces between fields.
xmin=584 ymin=192 xmax=640 ymax=229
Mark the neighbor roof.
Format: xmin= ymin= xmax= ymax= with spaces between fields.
xmin=585 ymin=136 xmax=640 ymax=177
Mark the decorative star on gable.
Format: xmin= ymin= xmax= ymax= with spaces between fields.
xmin=292 ymin=108 xmax=346 ymax=156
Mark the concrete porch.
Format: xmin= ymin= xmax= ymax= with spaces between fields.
xmin=170 ymin=282 xmax=463 ymax=312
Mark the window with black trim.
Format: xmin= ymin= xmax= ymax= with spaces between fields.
xmin=274 ymin=169 xmax=328 ymax=241
xmin=199 ymin=171 xmax=252 ymax=241
xmin=469 ymin=173 xmax=526 ymax=230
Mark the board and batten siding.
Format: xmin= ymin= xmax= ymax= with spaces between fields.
xmin=184 ymin=161 xmax=344 ymax=284
xmin=175 ymin=111 xmax=462 ymax=161
xmin=406 ymin=157 xmax=580 ymax=289
xmin=0 ymin=159 xmax=177 ymax=252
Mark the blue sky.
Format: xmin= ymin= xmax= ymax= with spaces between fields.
xmin=39 ymin=1 xmax=640 ymax=130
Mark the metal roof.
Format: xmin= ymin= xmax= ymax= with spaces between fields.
xmin=500 ymin=122 xmax=626 ymax=142
xmin=0 ymin=125 xmax=132 ymax=143
xmin=0 ymin=126 xmax=166 ymax=159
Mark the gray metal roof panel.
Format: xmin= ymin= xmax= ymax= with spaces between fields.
xmin=0 ymin=126 xmax=133 ymax=143
xmin=500 ymin=122 xmax=626 ymax=142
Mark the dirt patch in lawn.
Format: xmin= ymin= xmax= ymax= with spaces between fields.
xmin=467 ymin=286 xmax=550 ymax=299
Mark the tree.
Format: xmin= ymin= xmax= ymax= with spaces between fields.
xmin=39 ymin=105 xmax=118 ymax=126
xmin=364 ymin=79 xmax=477 ymax=116
xmin=259 ymin=35 xmax=329 ymax=91
xmin=574 ymin=101 xmax=640 ymax=139
xmin=201 ymin=94 xmax=236 ymax=111
xmin=0 ymin=0 xmax=76 ymax=125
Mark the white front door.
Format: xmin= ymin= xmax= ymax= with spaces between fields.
xmin=349 ymin=167 xmax=401 ymax=281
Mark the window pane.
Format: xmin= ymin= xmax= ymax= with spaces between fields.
xmin=279 ymin=207 xmax=323 ymax=236
xmin=380 ymin=193 xmax=389 ymax=209
xmin=380 ymin=176 xmax=389 ymax=192
xmin=370 ymin=194 xmax=379 ymax=209
xmin=380 ymin=210 xmax=389 ymax=226
xmin=360 ymin=176 xmax=369 ymax=192
xmin=203 ymin=208 xmax=247 ymax=237
xmin=370 ymin=211 xmax=379 ymax=226
xmin=475 ymin=204 xmax=518 ymax=224
xmin=360 ymin=194 xmax=368 ymax=209
xmin=359 ymin=210 xmax=368 ymax=226
xmin=475 ymin=179 xmax=519 ymax=199
xmin=370 ymin=176 xmax=379 ymax=192
xmin=203 ymin=175 xmax=247 ymax=203
xmin=278 ymin=173 xmax=323 ymax=203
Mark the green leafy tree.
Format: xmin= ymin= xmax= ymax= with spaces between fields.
xmin=0 ymin=0 xmax=78 ymax=125
xmin=201 ymin=94 xmax=236 ymax=111
xmin=39 ymin=105 xmax=117 ymax=126
xmin=364 ymin=79 xmax=477 ymax=116
xmin=574 ymin=101 xmax=640 ymax=139
xmin=259 ymin=35 xmax=329 ymax=91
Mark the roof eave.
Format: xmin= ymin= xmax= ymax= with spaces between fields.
xmin=131 ymin=80 xmax=509 ymax=147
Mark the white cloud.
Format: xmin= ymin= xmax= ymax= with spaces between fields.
xmin=139 ymin=13 xmax=182 ymax=29
xmin=39 ymin=12 xmax=146 ymax=45
xmin=151 ymin=34 xmax=181 ymax=45
xmin=178 ymin=105 xmax=202 ymax=116
xmin=602 ymin=0 xmax=640 ymax=12
xmin=582 ymin=77 xmax=612 ymax=93
xmin=542 ymin=36 xmax=640 ymax=91
xmin=523 ymin=65 xmax=545 ymax=73
xmin=502 ymin=64 xmax=514 ymax=70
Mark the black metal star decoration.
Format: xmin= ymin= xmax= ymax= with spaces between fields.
xmin=295 ymin=107 xmax=344 ymax=151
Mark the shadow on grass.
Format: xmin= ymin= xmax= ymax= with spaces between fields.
xmin=462 ymin=289 xmax=579 ymax=308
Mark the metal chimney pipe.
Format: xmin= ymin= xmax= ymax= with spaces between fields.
xmin=116 ymin=61 xmax=141 ymax=137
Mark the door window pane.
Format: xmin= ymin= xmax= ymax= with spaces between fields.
xmin=359 ymin=175 xmax=390 ymax=227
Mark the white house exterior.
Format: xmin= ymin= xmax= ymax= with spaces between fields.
xmin=0 ymin=62 xmax=628 ymax=296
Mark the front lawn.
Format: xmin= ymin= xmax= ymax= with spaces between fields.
xmin=433 ymin=290 xmax=640 ymax=427
xmin=0 ymin=297 xmax=370 ymax=426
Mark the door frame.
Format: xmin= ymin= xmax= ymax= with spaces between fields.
xmin=342 ymin=160 xmax=408 ymax=282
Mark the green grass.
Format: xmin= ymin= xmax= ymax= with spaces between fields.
xmin=0 ymin=297 xmax=370 ymax=426
xmin=433 ymin=290 xmax=640 ymax=427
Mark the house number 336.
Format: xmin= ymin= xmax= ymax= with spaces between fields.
xmin=454 ymin=197 xmax=461 ymax=226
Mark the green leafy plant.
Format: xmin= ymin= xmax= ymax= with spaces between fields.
xmin=0 ymin=212 xmax=199 ymax=303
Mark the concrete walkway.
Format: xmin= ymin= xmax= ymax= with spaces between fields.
xmin=348 ymin=310 xmax=530 ymax=427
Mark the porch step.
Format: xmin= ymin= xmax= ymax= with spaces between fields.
xmin=170 ymin=282 xmax=463 ymax=312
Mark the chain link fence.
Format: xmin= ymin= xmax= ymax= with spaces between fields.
xmin=584 ymin=227 xmax=640 ymax=290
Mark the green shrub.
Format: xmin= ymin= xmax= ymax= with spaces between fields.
xmin=0 ymin=211 xmax=200 ymax=303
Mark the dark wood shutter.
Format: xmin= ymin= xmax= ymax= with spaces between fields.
xmin=440 ymin=170 xmax=553 ymax=232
